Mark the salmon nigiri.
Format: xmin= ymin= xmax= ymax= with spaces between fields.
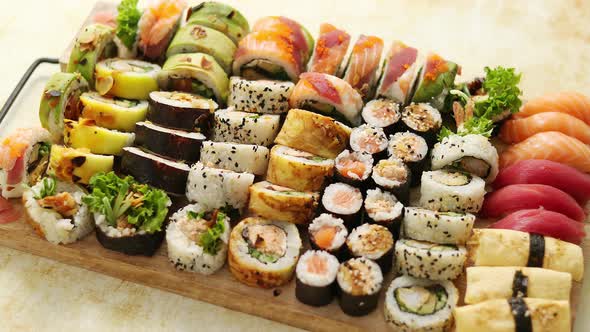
xmin=500 ymin=112 xmax=590 ymax=144
xmin=515 ymin=91 xmax=590 ymax=125
xmin=500 ymin=131 xmax=590 ymax=173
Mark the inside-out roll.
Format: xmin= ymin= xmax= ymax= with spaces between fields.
xmin=212 ymin=109 xmax=281 ymax=146
xmin=200 ymin=141 xmax=270 ymax=176
xmin=95 ymin=58 xmax=160 ymax=99
xmin=48 ymin=145 xmax=114 ymax=185
xmin=419 ymin=170 xmax=485 ymax=213
xmin=64 ymin=119 xmax=135 ymax=156
xmin=395 ymin=239 xmax=466 ymax=281
xmin=402 ymin=207 xmax=475 ymax=244
xmin=375 ymin=41 xmax=420 ymax=105
xmin=80 ymin=92 xmax=148 ymax=132
xmin=228 ymin=76 xmax=294 ymax=114
xmin=185 ymin=1 xmax=250 ymax=45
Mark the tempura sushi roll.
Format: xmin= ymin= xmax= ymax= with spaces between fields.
xmin=296 ymin=250 xmax=340 ymax=306
xmin=411 ymin=53 xmax=459 ymax=111
xmin=94 ymin=59 xmax=160 ymax=99
xmin=64 ymin=119 xmax=135 ymax=156
xmin=137 ymin=0 xmax=185 ymax=61
xmin=266 ymin=145 xmax=334 ymax=192
xmin=384 ymin=275 xmax=458 ymax=332
xmin=185 ymin=1 xmax=249 ymax=45
xmin=398 ymin=103 xmax=442 ymax=147
xmin=347 ymin=223 xmax=394 ymax=273
xmin=22 ymin=177 xmax=93 ymax=244
xmin=48 ymin=145 xmax=114 ymax=185
xmin=212 ymin=109 xmax=281 ymax=146
xmin=419 ymin=170 xmax=485 ymax=213
xmin=361 ymin=98 xmax=401 ymax=134
xmin=200 ymin=141 xmax=269 ymax=176
xmin=228 ymin=217 xmax=302 ymax=288
xmin=308 ymin=23 xmax=350 ymax=75
xmin=376 ymin=41 xmax=420 ymax=105
xmin=166 ymin=204 xmax=230 ymax=274
xmin=80 ymin=92 xmax=148 ymax=132
xmin=308 ymin=214 xmax=349 ymax=259
xmin=364 ymin=188 xmax=404 ymax=234
xmin=228 ymin=76 xmax=294 ymax=114
xmin=349 ymin=124 xmax=388 ymax=159
xmin=341 ymin=35 xmax=384 ymax=100
xmin=147 ymin=91 xmax=217 ymax=134
xmin=337 ymin=257 xmax=383 ymax=316
xmin=134 ymin=121 xmax=206 ymax=163
xmin=388 ymin=131 xmax=428 ymax=186
xmin=334 ymin=150 xmax=373 ymax=187
xmin=321 ymin=182 xmax=363 ymax=229
xmin=402 ymin=207 xmax=475 ymax=245
xmin=395 ymin=239 xmax=467 ymax=280
xmin=251 ymin=16 xmax=314 ymax=64
xmin=371 ymin=158 xmax=411 ymax=205
xmin=248 ymin=181 xmax=319 ymax=225
xmin=289 ymin=72 xmax=363 ymax=126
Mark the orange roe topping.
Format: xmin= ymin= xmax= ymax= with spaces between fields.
xmin=424 ymin=53 xmax=449 ymax=81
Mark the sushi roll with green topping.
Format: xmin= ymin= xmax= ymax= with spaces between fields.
xmin=185 ymin=1 xmax=250 ymax=45
xmin=295 ymin=250 xmax=340 ymax=307
xmin=402 ymin=207 xmax=475 ymax=245
xmin=337 ymin=257 xmax=383 ymax=316
xmin=394 ymin=239 xmax=466 ymax=280
xmin=419 ymin=170 xmax=485 ymax=213
xmin=228 ymin=76 xmax=294 ymax=114
xmin=346 ymin=223 xmax=394 ymax=273
xmin=411 ymin=53 xmax=459 ymax=111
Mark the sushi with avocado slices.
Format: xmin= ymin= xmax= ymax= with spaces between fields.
xmin=134 ymin=121 xmax=206 ymax=163
xmin=147 ymin=91 xmax=217 ymax=134
xmin=375 ymin=41 xmax=420 ymax=105
xmin=321 ymin=182 xmax=363 ymax=229
xmin=94 ymin=58 xmax=161 ymax=99
xmin=166 ymin=203 xmax=230 ymax=275
xmin=211 ymin=109 xmax=281 ymax=147
xmin=364 ymin=188 xmax=404 ymax=235
xmin=397 ymin=103 xmax=442 ymax=147
xmin=185 ymin=1 xmax=250 ymax=45
xmin=266 ymin=145 xmax=334 ymax=192
xmin=136 ymin=0 xmax=186 ymax=62
xmin=248 ymin=181 xmax=319 ymax=225
xmin=308 ymin=214 xmax=349 ymax=260
xmin=394 ymin=239 xmax=467 ymax=281
xmin=200 ymin=141 xmax=270 ymax=176
xmin=388 ymin=132 xmax=428 ymax=186
xmin=228 ymin=76 xmax=294 ymax=114
xmin=361 ymin=98 xmax=401 ymax=134
xmin=228 ymin=217 xmax=302 ymax=288
xmin=80 ymin=92 xmax=148 ymax=132
xmin=83 ymin=172 xmax=171 ymax=256
xmin=334 ymin=150 xmax=373 ymax=187
xmin=419 ymin=170 xmax=485 ymax=213
xmin=411 ymin=53 xmax=459 ymax=111
xmin=64 ymin=119 xmax=135 ymax=156
xmin=337 ymin=257 xmax=383 ymax=316
xmin=402 ymin=207 xmax=475 ymax=245
xmin=295 ymin=250 xmax=340 ymax=307
xmin=346 ymin=223 xmax=394 ymax=273
xmin=371 ymin=157 xmax=411 ymax=205
xmin=47 ymin=145 xmax=114 ymax=185
xmin=349 ymin=124 xmax=388 ymax=159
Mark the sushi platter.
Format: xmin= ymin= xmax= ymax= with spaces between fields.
xmin=0 ymin=1 xmax=589 ymax=331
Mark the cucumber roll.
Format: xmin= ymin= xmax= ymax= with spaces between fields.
xmin=64 ymin=119 xmax=135 ymax=156
xmin=228 ymin=217 xmax=302 ymax=288
xmin=334 ymin=150 xmax=373 ymax=187
xmin=80 ymin=92 xmax=148 ymax=132
xmin=384 ymin=275 xmax=458 ymax=332
xmin=321 ymin=183 xmax=363 ymax=229
xmin=349 ymin=124 xmax=388 ymax=159
xmin=134 ymin=121 xmax=206 ymax=163
xmin=419 ymin=170 xmax=485 ymax=213
xmin=402 ymin=207 xmax=475 ymax=245
xmin=212 ymin=109 xmax=281 ymax=146
xmin=248 ymin=181 xmax=319 ymax=225
xmin=67 ymin=23 xmax=117 ymax=88
xmin=228 ymin=76 xmax=294 ymax=114
xmin=394 ymin=239 xmax=466 ymax=280
xmin=147 ymin=91 xmax=217 ymax=134
xmin=48 ymin=145 xmax=114 ymax=185
xmin=398 ymin=103 xmax=442 ymax=147
xmin=39 ymin=73 xmax=89 ymax=141
xmin=295 ymin=250 xmax=339 ymax=307
xmin=361 ymin=99 xmax=401 ymax=134
xmin=337 ymin=257 xmax=383 ymax=316
xmin=266 ymin=145 xmax=334 ymax=192
xmin=364 ymin=188 xmax=404 ymax=235
xmin=185 ymin=1 xmax=250 ymax=45
xmin=411 ymin=53 xmax=459 ymax=111
xmin=308 ymin=214 xmax=349 ymax=259
xmin=166 ymin=204 xmax=230 ymax=275
xmin=371 ymin=158 xmax=411 ymax=205
xmin=346 ymin=223 xmax=394 ymax=273
xmin=388 ymin=132 xmax=428 ymax=186
xmin=200 ymin=141 xmax=270 ymax=176
xmin=376 ymin=41 xmax=420 ymax=105
xmin=94 ymin=58 xmax=161 ymax=99
xmin=158 ymin=53 xmax=229 ymax=105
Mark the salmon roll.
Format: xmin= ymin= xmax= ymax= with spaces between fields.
xmin=63 ymin=119 xmax=135 ymax=156
xmin=334 ymin=150 xmax=373 ymax=187
xmin=321 ymin=182 xmax=363 ymax=229
xmin=342 ymin=35 xmax=384 ymax=100
xmin=94 ymin=58 xmax=161 ymax=99
xmin=347 ymin=223 xmax=394 ymax=273
xmin=419 ymin=170 xmax=485 ymax=213
xmin=266 ymin=145 xmax=334 ymax=192
xmin=388 ymin=132 xmax=428 ymax=186
xmin=364 ymin=188 xmax=404 ymax=235
xmin=309 ymin=23 xmax=350 ymax=75
xmin=134 ymin=121 xmax=206 ymax=163
xmin=228 ymin=76 xmax=294 ymax=114
xmin=67 ymin=23 xmax=116 ymax=88
xmin=212 ymin=109 xmax=281 ymax=147
xmin=47 ymin=145 xmax=114 ymax=185
xmin=308 ymin=213 xmax=349 ymax=259
xmin=137 ymin=0 xmax=186 ymax=61
xmin=252 ymin=16 xmax=314 ymax=64
xmin=361 ymin=98 xmax=402 ymax=134
xmin=247 ymin=181 xmax=319 ymax=225
xmin=398 ymin=103 xmax=442 ymax=147
xmin=80 ymin=92 xmax=148 ymax=132
xmin=349 ymin=124 xmax=388 ymax=160
xmin=371 ymin=158 xmax=411 ymax=205
xmin=185 ymin=1 xmax=249 ymax=45
xmin=200 ymin=141 xmax=270 ymax=176
xmin=411 ymin=53 xmax=459 ymax=111
xmin=296 ymin=250 xmax=340 ymax=307
xmin=395 ymin=239 xmax=467 ymax=281
xmin=402 ymin=207 xmax=475 ymax=245
xmin=337 ymin=257 xmax=383 ymax=316
xmin=147 ymin=91 xmax=217 ymax=134
xmin=376 ymin=41 xmax=420 ymax=105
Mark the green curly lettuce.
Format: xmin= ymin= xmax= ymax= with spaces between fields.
xmin=116 ymin=0 xmax=142 ymax=50
xmin=33 ymin=177 xmax=57 ymax=199
xmin=200 ymin=211 xmax=227 ymax=255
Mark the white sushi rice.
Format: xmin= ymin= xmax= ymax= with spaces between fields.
xmin=365 ymin=188 xmax=404 ymax=222
xmin=402 ymin=207 xmax=475 ymax=244
xmin=388 ymin=131 xmax=428 ymax=163
xmin=308 ymin=214 xmax=348 ymax=251
xmin=347 ymin=223 xmax=394 ymax=260
xmin=228 ymin=76 xmax=294 ymax=114
xmin=296 ymin=250 xmax=340 ymax=287
xmin=211 ymin=108 xmax=281 ymax=146
xmin=199 ymin=141 xmax=270 ymax=175
xmin=419 ymin=170 xmax=486 ymax=213
xmin=322 ymin=183 xmax=363 ymax=215
xmin=361 ymin=98 xmax=401 ymax=128
xmin=337 ymin=257 xmax=383 ymax=296
xmin=395 ymin=239 xmax=467 ymax=281
xmin=349 ymin=124 xmax=388 ymax=154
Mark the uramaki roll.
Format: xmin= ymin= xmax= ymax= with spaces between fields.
xmin=47 ymin=145 xmax=114 ymax=185
xmin=80 ymin=92 xmax=148 ymax=132
xmin=94 ymin=58 xmax=161 ymax=99
xmin=64 ymin=119 xmax=135 ymax=156
xmin=185 ymin=1 xmax=250 ymax=45
xmin=67 ymin=23 xmax=116 ymax=88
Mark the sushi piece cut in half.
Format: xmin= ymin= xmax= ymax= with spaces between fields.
xmin=388 ymin=131 xmax=428 ymax=186
xmin=321 ymin=182 xmax=363 ymax=229
xmin=308 ymin=23 xmax=351 ymax=76
xmin=94 ymin=58 xmax=161 ymax=99
xmin=228 ymin=76 xmax=294 ymax=114
xmin=308 ymin=213 xmax=349 ymax=259
xmin=200 ymin=141 xmax=269 ymax=176
xmin=411 ymin=53 xmax=459 ymax=111
xmin=337 ymin=257 xmax=383 ymax=316
xmin=395 ymin=239 xmax=466 ymax=281
xmin=384 ymin=275 xmax=458 ymax=332
xmin=137 ymin=0 xmax=186 ymax=61
xmin=398 ymin=103 xmax=442 ymax=147
xmin=64 ymin=119 xmax=135 ymax=156
xmin=419 ymin=170 xmax=485 ymax=213
xmin=67 ymin=23 xmax=116 ymax=88
xmin=349 ymin=124 xmax=388 ymax=159
xmin=166 ymin=203 xmax=230 ymax=275
xmin=228 ymin=217 xmax=302 ymax=288
xmin=376 ymin=41 xmax=420 ymax=105
xmin=248 ymin=181 xmax=319 ymax=225
xmin=266 ymin=145 xmax=334 ymax=192
xmin=402 ymin=207 xmax=475 ymax=245
xmin=341 ymin=35 xmax=384 ymax=100
xmin=347 ymin=223 xmax=394 ymax=273
xmin=212 ymin=109 xmax=281 ymax=147
xmin=80 ymin=92 xmax=148 ymax=132
xmin=295 ymin=250 xmax=340 ymax=307
xmin=364 ymin=188 xmax=404 ymax=234
xmin=371 ymin=157 xmax=411 ymax=205
xmin=334 ymin=150 xmax=373 ymax=187
xmin=361 ymin=98 xmax=401 ymax=133
xmin=134 ymin=121 xmax=205 ymax=163
xmin=185 ymin=1 xmax=250 ymax=45
xmin=147 ymin=91 xmax=217 ymax=134
xmin=48 ymin=145 xmax=114 ymax=185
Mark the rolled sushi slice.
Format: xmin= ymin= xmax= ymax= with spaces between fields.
xmin=147 ymin=91 xmax=217 ymax=134
xmin=347 ymin=223 xmax=394 ymax=273
xmin=166 ymin=24 xmax=236 ymax=74
xmin=361 ymin=98 xmax=401 ymax=134
xmin=296 ymin=250 xmax=340 ymax=307
xmin=66 ymin=23 xmax=116 ymax=88
xmin=341 ymin=35 xmax=384 ymax=100
xmin=121 ymin=147 xmax=190 ymax=195
xmin=431 ymin=134 xmax=499 ymax=183
xmin=395 ymin=239 xmax=467 ymax=281
xmin=274 ymin=109 xmax=351 ymax=159
xmin=64 ymin=119 xmax=135 ymax=156
xmin=80 ymin=92 xmax=148 ymax=132
xmin=158 ymin=53 xmax=229 ymax=105
xmin=0 ymin=128 xmax=52 ymax=198
xmin=200 ymin=141 xmax=270 ymax=176
xmin=371 ymin=158 xmax=411 ymax=205
xmin=308 ymin=214 xmax=349 ymax=259
xmin=186 ymin=162 xmax=255 ymax=210
xmin=94 ymin=58 xmax=161 ymax=99
xmin=403 ymin=207 xmax=474 ymax=245
xmin=398 ymin=103 xmax=442 ymax=147
xmin=252 ymin=16 xmax=314 ymax=64
xmin=334 ymin=150 xmax=373 ymax=187
xmin=113 ymin=0 xmax=141 ymax=58
xmin=384 ymin=275 xmax=458 ymax=332
xmin=22 ymin=177 xmax=93 ymax=244
xmin=411 ymin=53 xmax=459 ymax=111
xmin=364 ymin=188 xmax=404 ymax=234
xmin=337 ymin=257 xmax=383 ymax=316
xmin=39 ymin=72 xmax=89 ymax=141
xmin=185 ymin=1 xmax=250 ymax=45
xmin=321 ymin=182 xmax=363 ymax=229
xmin=349 ymin=124 xmax=388 ymax=159
xmin=376 ymin=41 xmax=420 ymax=105
xmin=228 ymin=217 xmax=302 ymax=288
xmin=248 ymin=181 xmax=319 ymax=225
xmin=137 ymin=0 xmax=186 ymax=61
xmin=308 ymin=23 xmax=351 ymax=76
xmin=388 ymin=131 xmax=428 ymax=186
xmin=212 ymin=109 xmax=281 ymax=146
xmin=47 ymin=145 xmax=113 ymax=185
xmin=419 ymin=170 xmax=485 ymax=213
xmin=166 ymin=204 xmax=230 ymax=274
xmin=228 ymin=76 xmax=294 ymax=114
xmin=266 ymin=145 xmax=334 ymax=192
xmin=134 ymin=121 xmax=205 ymax=163
xmin=289 ymin=72 xmax=363 ymax=126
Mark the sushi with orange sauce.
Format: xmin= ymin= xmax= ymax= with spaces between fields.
xmin=411 ymin=53 xmax=459 ymax=111
xmin=375 ymin=41 xmax=420 ymax=105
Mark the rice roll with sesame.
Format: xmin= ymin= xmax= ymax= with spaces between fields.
xmin=346 ymin=223 xmax=394 ymax=273
xmin=337 ymin=257 xmax=383 ymax=316
xmin=147 ymin=91 xmax=217 ymax=134
xmin=134 ymin=121 xmax=206 ymax=163
xmin=349 ymin=124 xmax=388 ymax=160
xmin=388 ymin=132 xmax=428 ymax=186
xmin=321 ymin=183 xmax=363 ymax=229
xmin=361 ymin=98 xmax=401 ymax=134
xmin=419 ymin=170 xmax=485 ymax=213
xmin=200 ymin=141 xmax=270 ymax=176
xmin=248 ymin=181 xmax=319 ymax=225
xmin=266 ymin=145 xmax=334 ymax=192
xmin=212 ymin=109 xmax=281 ymax=146
xmin=395 ymin=239 xmax=466 ymax=280
xmin=334 ymin=150 xmax=373 ymax=187
xmin=228 ymin=76 xmax=294 ymax=114
xmin=398 ymin=103 xmax=442 ymax=147
xmin=371 ymin=157 xmax=411 ymax=205
xmin=295 ymin=250 xmax=340 ymax=306
xmin=308 ymin=214 xmax=349 ymax=259
xmin=402 ymin=207 xmax=475 ymax=245
xmin=364 ymin=188 xmax=404 ymax=235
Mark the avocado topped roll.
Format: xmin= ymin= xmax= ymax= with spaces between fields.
xmin=94 ymin=58 xmax=161 ymax=99
xmin=376 ymin=41 xmax=420 ymax=105
xmin=411 ymin=53 xmax=459 ymax=111
xmin=47 ymin=145 xmax=114 ymax=185
xmin=80 ymin=92 xmax=148 ymax=132
xmin=185 ymin=1 xmax=250 ymax=45
xmin=64 ymin=119 xmax=135 ymax=156
xmin=147 ymin=91 xmax=217 ymax=134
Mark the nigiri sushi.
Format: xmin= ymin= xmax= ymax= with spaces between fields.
xmin=493 ymin=159 xmax=590 ymax=203
xmin=341 ymin=35 xmax=384 ymax=100
xmin=137 ymin=0 xmax=186 ymax=61
xmin=515 ymin=91 xmax=590 ymax=125
xmin=309 ymin=23 xmax=350 ymax=75
xmin=480 ymin=184 xmax=585 ymax=222
xmin=375 ymin=41 xmax=419 ymax=105
xmin=490 ymin=209 xmax=586 ymax=245
xmin=500 ymin=112 xmax=590 ymax=144
xmin=499 ymin=131 xmax=590 ymax=173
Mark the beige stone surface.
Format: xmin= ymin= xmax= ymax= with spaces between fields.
xmin=0 ymin=0 xmax=589 ymax=331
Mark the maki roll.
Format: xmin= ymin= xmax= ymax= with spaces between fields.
xmin=361 ymin=98 xmax=401 ymax=134
xmin=289 ymin=72 xmax=363 ymax=126
xmin=402 ymin=207 xmax=475 ymax=245
xmin=411 ymin=53 xmax=459 ymax=111
xmin=252 ymin=16 xmax=314 ymax=64
xmin=212 ymin=109 xmax=281 ymax=147
xmin=228 ymin=217 xmax=302 ymax=288
xmin=364 ymin=188 xmax=404 ymax=235
xmin=266 ymin=145 xmax=334 ymax=192
xmin=200 ymin=141 xmax=270 ymax=176
xmin=371 ymin=158 xmax=411 ymax=205
xmin=375 ymin=41 xmax=420 ymax=105
xmin=308 ymin=23 xmax=351 ymax=75
xmin=384 ymin=275 xmax=458 ymax=332
xmin=137 ymin=0 xmax=186 ymax=61
xmin=334 ymin=150 xmax=373 ymax=187
xmin=94 ymin=59 xmax=160 ymax=100
xmin=64 ymin=119 xmax=135 ymax=156
xmin=321 ymin=182 xmax=363 ymax=229
xmin=134 ymin=121 xmax=206 ymax=163
xmin=39 ymin=72 xmax=89 ymax=141
xmin=185 ymin=1 xmax=250 ymax=45
xmin=341 ymin=35 xmax=384 ymax=100
xmin=295 ymin=250 xmax=340 ymax=307
xmin=388 ymin=131 xmax=428 ymax=186
xmin=395 ymin=239 xmax=467 ymax=280
xmin=419 ymin=170 xmax=485 ymax=213
xmin=166 ymin=204 xmax=230 ymax=274
xmin=48 ymin=145 xmax=114 ymax=185
xmin=147 ymin=91 xmax=217 ymax=134
xmin=22 ymin=177 xmax=93 ymax=245
xmin=83 ymin=172 xmax=171 ymax=256
xmin=346 ymin=223 xmax=394 ymax=273
xmin=308 ymin=214 xmax=349 ymax=259
xmin=398 ymin=103 xmax=442 ymax=147
xmin=80 ymin=92 xmax=148 ymax=132
xmin=228 ymin=76 xmax=294 ymax=114
xmin=349 ymin=124 xmax=388 ymax=159
xmin=337 ymin=257 xmax=383 ymax=316
xmin=248 ymin=181 xmax=319 ymax=225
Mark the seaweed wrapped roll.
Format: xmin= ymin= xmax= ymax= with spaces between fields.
xmin=147 ymin=91 xmax=217 ymax=134
xmin=346 ymin=223 xmax=394 ymax=273
xmin=337 ymin=257 xmax=383 ymax=316
xmin=308 ymin=214 xmax=349 ymax=259
xmin=371 ymin=158 xmax=411 ymax=205
xmin=388 ymin=131 xmax=428 ymax=186
xmin=134 ymin=121 xmax=206 ymax=163
xmin=361 ymin=98 xmax=401 ymax=134
xmin=67 ymin=23 xmax=116 ymax=88
xmin=398 ymin=103 xmax=442 ymax=147
xmin=334 ymin=150 xmax=373 ymax=187
xmin=321 ymin=183 xmax=363 ymax=229
xmin=295 ymin=250 xmax=340 ymax=307
xmin=364 ymin=188 xmax=404 ymax=234
xmin=349 ymin=124 xmax=388 ymax=159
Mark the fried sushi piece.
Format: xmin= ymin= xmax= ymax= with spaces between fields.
xmin=308 ymin=23 xmax=350 ymax=76
xmin=395 ymin=239 xmax=467 ymax=281
xmin=185 ymin=1 xmax=249 ymax=45
xmin=266 ymin=145 xmax=334 ymax=192
xmin=419 ymin=170 xmax=485 ymax=213
xmin=212 ymin=109 xmax=281 ymax=146
xmin=67 ymin=23 xmax=116 ymax=88
xmin=376 ymin=41 xmax=420 ymax=105
xmin=80 ymin=92 xmax=148 ymax=132
xmin=228 ymin=76 xmax=294 ymax=114
xmin=94 ymin=58 xmax=160 ymax=99
xmin=47 ymin=145 xmax=113 ymax=185
xmin=64 ymin=119 xmax=135 ymax=156
xmin=248 ymin=181 xmax=319 ymax=225
xmin=200 ymin=141 xmax=269 ymax=176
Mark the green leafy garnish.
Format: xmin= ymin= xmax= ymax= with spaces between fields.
xmin=248 ymin=247 xmax=279 ymax=264
xmin=34 ymin=177 xmax=57 ymax=199
xmin=200 ymin=212 xmax=227 ymax=255
xmin=188 ymin=210 xmax=206 ymax=220
xmin=38 ymin=142 xmax=51 ymax=158
xmin=191 ymin=80 xmax=215 ymax=99
xmin=116 ymin=0 xmax=141 ymax=50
